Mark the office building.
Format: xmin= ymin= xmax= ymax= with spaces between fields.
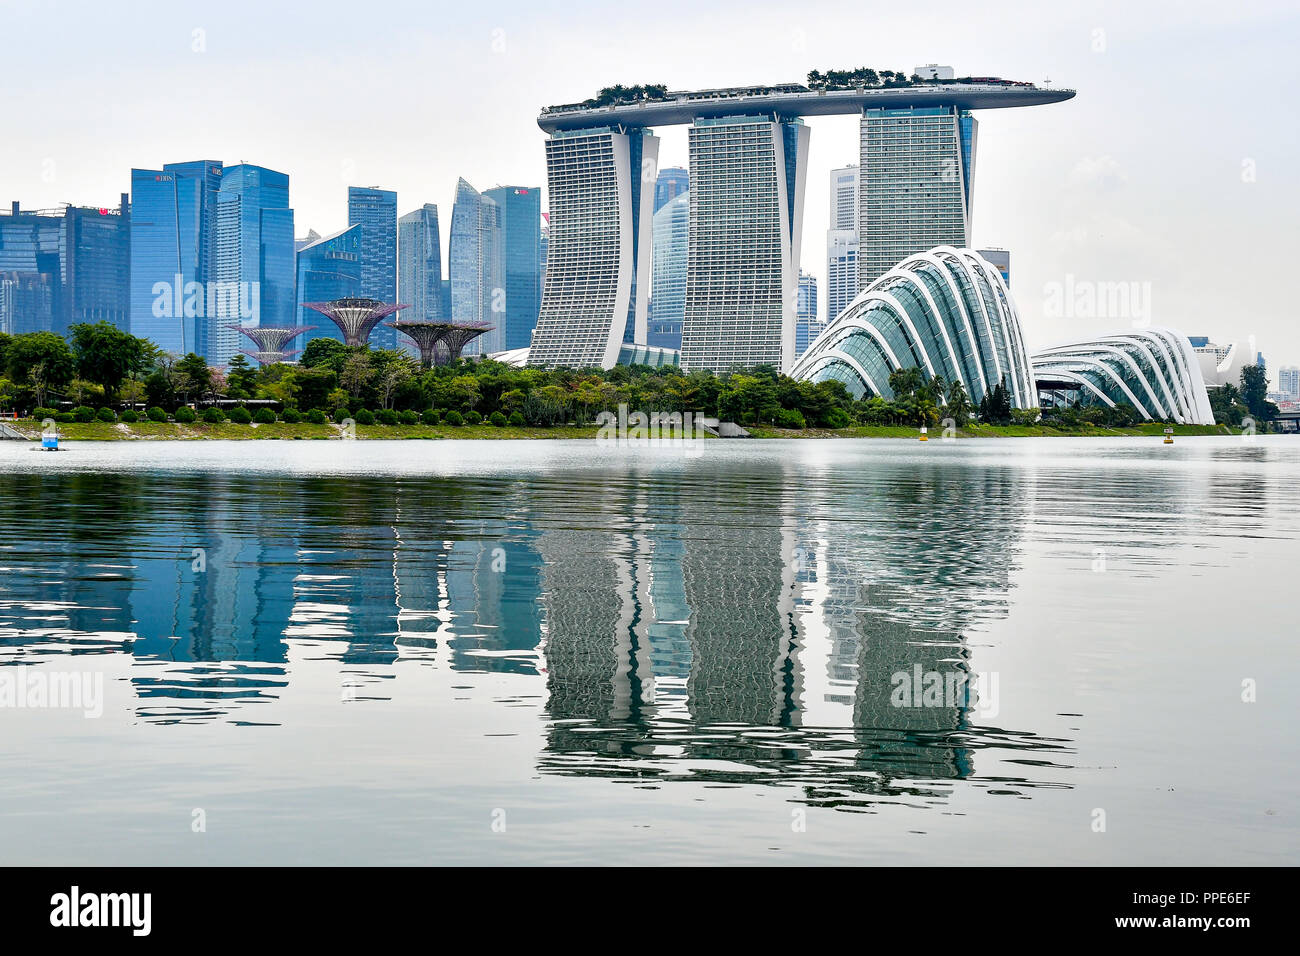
xmin=649 ymin=189 xmax=688 ymax=350
xmin=484 ymin=186 xmax=543 ymax=350
xmin=1279 ymin=365 xmax=1299 ymax=399
xmin=398 ymin=204 xmax=444 ymax=322
xmin=826 ymin=165 xmax=860 ymax=322
xmin=449 ymin=178 xmax=503 ymax=355
xmin=347 ymin=186 xmax=397 ymax=348
xmin=977 ymin=248 xmax=1010 ymax=286
xmin=795 ymin=271 xmax=823 ymax=358
xmin=295 ymin=225 xmax=362 ymax=347
xmin=653 ymin=167 xmax=689 ymax=214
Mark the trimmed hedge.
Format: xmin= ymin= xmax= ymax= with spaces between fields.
xmin=489 ymin=411 xmax=507 ymax=427
xmin=281 ymin=408 xmax=302 ymax=424
xmin=253 ymin=408 xmax=277 ymax=424
xmin=120 ymin=410 xmax=139 ymax=423
xmin=201 ymin=407 xmax=226 ymax=424
xmin=73 ymin=406 xmax=95 ymax=422
xmin=56 ymin=412 xmax=75 ymax=423
xmin=374 ymin=409 xmax=398 ymax=425
xmin=307 ymin=409 xmax=328 ymax=425
xmin=32 ymin=407 xmax=57 ymax=419
xmin=174 ymin=407 xmax=196 ymax=423
xmin=443 ymin=410 xmax=463 ymax=427
xmin=507 ymin=411 xmax=525 ymax=427
xmin=421 ymin=409 xmax=441 ymax=425
xmin=353 ymin=408 xmax=375 ymax=426
xmin=147 ymin=407 xmax=168 ymax=422
xmin=95 ymin=407 xmax=117 ymax=422
xmin=398 ymin=409 xmax=419 ymax=425
xmin=227 ymin=406 xmax=253 ymax=424
xmin=463 ymin=410 xmax=482 ymax=425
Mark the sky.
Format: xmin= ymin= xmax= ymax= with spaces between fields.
xmin=3 ymin=0 xmax=1297 ymax=383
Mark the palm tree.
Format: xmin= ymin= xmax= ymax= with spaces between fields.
xmin=946 ymin=379 xmax=971 ymax=425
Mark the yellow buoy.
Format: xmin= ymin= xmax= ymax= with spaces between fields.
xmin=919 ymin=426 xmax=928 ymax=442
xmin=1163 ymin=427 xmax=1174 ymax=444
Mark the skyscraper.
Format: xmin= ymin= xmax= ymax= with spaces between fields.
xmin=528 ymin=127 xmax=659 ymax=369
xmin=347 ymin=186 xmax=397 ymax=348
xmin=795 ymin=271 xmax=822 ymax=358
xmin=859 ymin=107 xmax=977 ymax=287
xmin=1279 ymin=366 xmax=1299 ymax=399
xmin=680 ymin=116 xmax=809 ymax=373
xmin=649 ymin=189 xmax=688 ymax=351
xmin=295 ymin=225 xmax=361 ymax=348
xmin=484 ymin=185 xmax=543 ymax=350
xmin=653 ymin=167 xmax=689 ymax=214
xmin=210 ymin=164 xmax=295 ymax=366
xmin=129 ymin=161 xmax=224 ymax=355
xmin=449 ymin=178 xmax=503 ymax=355
xmin=398 ymin=204 xmax=443 ymax=322
xmin=977 ymin=248 xmax=1010 ymax=286
xmin=826 ymin=165 xmax=859 ymax=322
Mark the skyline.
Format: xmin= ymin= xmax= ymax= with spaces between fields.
xmin=2 ymin=0 xmax=1297 ymax=383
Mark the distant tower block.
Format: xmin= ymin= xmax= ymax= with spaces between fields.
xmin=229 ymin=324 xmax=318 ymax=364
xmin=389 ymin=320 xmax=493 ymax=367
xmin=303 ymin=297 xmax=408 ymax=347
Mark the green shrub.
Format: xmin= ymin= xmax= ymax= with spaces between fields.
xmin=463 ymin=410 xmax=482 ymax=426
xmin=374 ymin=408 xmax=398 ymax=425
xmin=56 ymin=412 xmax=76 ymax=424
xmin=823 ymin=407 xmax=852 ymax=429
xmin=398 ymin=409 xmax=419 ymax=425
xmin=421 ymin=409 xmax=441 ymax=425
xmin=73 ymin=406 xmax=95 ymax=422
xmin=174 ymin=406 xmax=197 ymax=423
xmin=227 ymin=406 xmax=253 ymax=424
xmin=489 ymin=411 xmax=507 ymax=427
xmin=201 ymin=407 xmax=226 ymax=424
xmin=253 ymin=408 xmax=277 ymax=424
xmin=332 ymin=407 xmax=351 ymax=424
xmin=147 ymin=407 xmax=168 ymax=422
xmin=307 ymin=409 xmax=328 ymax=425
xmin=507 ymin=411 xmax=525 ymax=427
xmin=32 ymin=406 xmax=57 ymax=420
xmin=120 ymin=410 xmax=139 ymax=423
xmin=281 ymin=408 xmax=302 ymax=424
xmin=95 ymin=407 xmax=117 ymax=423
xmin=443 ymin=410 xmax=463 ymax=427
xmin=353 ymin=408 xmax=375 ymax=426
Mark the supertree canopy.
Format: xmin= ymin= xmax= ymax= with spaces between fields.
xmin=303 ymin=298 xmax=408 ymax=347
xmin=228 ymin=324 xmax=318 ymax=365
xmin=388 ymin=320 xmax=494 ymax=367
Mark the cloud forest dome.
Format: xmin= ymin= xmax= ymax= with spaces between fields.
xmin=1031 ymin=327 xmax=1216 ymax=425
xmin=790 ymin=246 xmax=1035 ymax=407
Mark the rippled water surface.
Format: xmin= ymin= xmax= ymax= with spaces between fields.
xmin=1 ymin=437 xmax=1296 ymax=864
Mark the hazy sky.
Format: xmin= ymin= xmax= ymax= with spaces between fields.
xmin=3 ymin=0 xmax=1296 ymax=382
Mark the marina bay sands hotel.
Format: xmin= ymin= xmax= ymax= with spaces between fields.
xmin=526 ymin=74 xmax=1074 ymax=372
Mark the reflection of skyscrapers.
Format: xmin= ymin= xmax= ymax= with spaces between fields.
xmin=859 ymin=107 xmax=977 ymax=287
xmin=680 ymin=117 xmax=809 ymax=373
xmin=347 ymin=186 xmax=398 ymax=348
xmin=649 ymin=190 xmax=688 ymax=351
xmin=484 ymin=186 xmax=542 ymax=350
xmin=449 ymin=178 xmax=503 ymax=354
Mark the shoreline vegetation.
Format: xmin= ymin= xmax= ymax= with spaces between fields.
xmin=2 ymin=418 xmax=1234 ymax=442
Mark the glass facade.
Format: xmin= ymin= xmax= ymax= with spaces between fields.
xmin=347 ymin=186 xmax=397 ymax=348
xmin=826 ymin=165 xmax=860 ymax=323
xmin=295 ymin=225 xmax=362 ymax=348
xmin=649 ymin=189 xmax=688 ymax=351
xmin=449 ymin=178 xmax=503 ymax=355
xmin=653 ymin=167 xmax=689 ymax=214
xmin=484 ymin=186 xmax=543 ymax=351
xmin=793 ymin=246 xmax=1034 ymax=407
xmin=795 ymin=271 xmax=823 ymax=358
xmin=129 ymin=161 xmax=224 ymax=356
xmin=1032 ymin=327 xmax=1216 ymax=424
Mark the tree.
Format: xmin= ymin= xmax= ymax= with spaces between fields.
xmin=946 ymin=379 xmax=972 ymax=426
xmin=887 ymin=366 xmax=926 ymax=400
xmin=68 ymin=322 xmax=148 ymax=403
xmin=1240 ymin=364 xmax=1274 ymax=422
xmin=340 ymin=352 xmax=373 ymax=399
xmin=225 ymin=354 xmax=258 ymax=397
xmin=5 ymin=331 xmax=76 ymax=407
xmin=174 ymin=353 xmax=212 ymax=405
xmin=300 ymin=337 xmax=349 ymax=371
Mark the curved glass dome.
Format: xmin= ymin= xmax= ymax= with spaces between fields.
xmin=1031 ymin=327 xmax=1216 ymax=425
xmin=791 ymin=247 xmax=1035 ymax=407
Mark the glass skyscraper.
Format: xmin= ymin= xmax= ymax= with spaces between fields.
xmin=795 ymin=271 xmax=823 ymax=358
xmin=347 ymin=186 xmax=397 ymax=348
xmin=449 ymin=178 xmax=503 ymax=354
xmin=653 ymin=166 xmax=690 ymax=215
xmin=484 ymin=185 xmax=542 ymax=351
xmin=859 ymin=107 xmax=977 ymax=287
xmin=129 ymin=160 xmax=224 ymax=356
xmin=0 ymin=198 xmax=128 ymax=337
xmin=295 ymin=225 xmax=361 ymax=348
xmin=649 ymin=189 xmax=688 ymax=351
xmin=398 ymin=204 xmax=443 ymax=322
xmin=826 ymin=165 xmax=859 ymax=323
xmin=680 ymin=116 xmax=809 ymax=373
xmin=211 ymin=164 xmax=295 ymax=366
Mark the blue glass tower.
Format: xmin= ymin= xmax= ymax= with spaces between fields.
xmin=449 ymin=178 xmax=503 ymax=354
xmin=295 ymin=225 xmax=361 ymax=347
xmin=211 ymin=164 xmax=295 ymax=365
xmin=347 ymin=186 xmax=397 ymax=348
xmin=653 ymin=167 xmax=689 ymax=214
xmin=129 ymin=160 xmax=223 ymax=356
xmin=483 ymin=186 xmax=542 ymax=350
xmin=397 ymin=204 xmax=443 ymax=321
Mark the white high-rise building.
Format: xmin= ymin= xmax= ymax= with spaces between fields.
xmin=859 ymin=107 xmax=977 ymax=287
xmin=680 ymin=116 xmax=809 ymax=373
xmin=1279 ymin=365 xmax=1299 ymax=399
xmin=826 ymin=166 xmax=860 ymax=323
xmin=529 ymin=127 xmax=659 ymax=368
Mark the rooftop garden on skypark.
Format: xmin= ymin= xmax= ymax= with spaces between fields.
xmin=574 ymin=83 xmax=670 ymax=110
xmin=806 ymin=68 xmax=1036 ymax=90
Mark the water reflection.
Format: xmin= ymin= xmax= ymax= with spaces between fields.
xmin=0 ymin=454 xmax=1081 ymax=807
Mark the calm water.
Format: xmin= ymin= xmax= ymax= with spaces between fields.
xmin=0 ymin=436 xmax=1296 ymax=865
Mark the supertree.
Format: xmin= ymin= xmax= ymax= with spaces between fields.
xmin=228 ymin=324 xmax=318 ymax=365
xmin=388 ymin=320 xmax=494 ymax=367
xmin=303 ymin=298 xmax=408 ymax=347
